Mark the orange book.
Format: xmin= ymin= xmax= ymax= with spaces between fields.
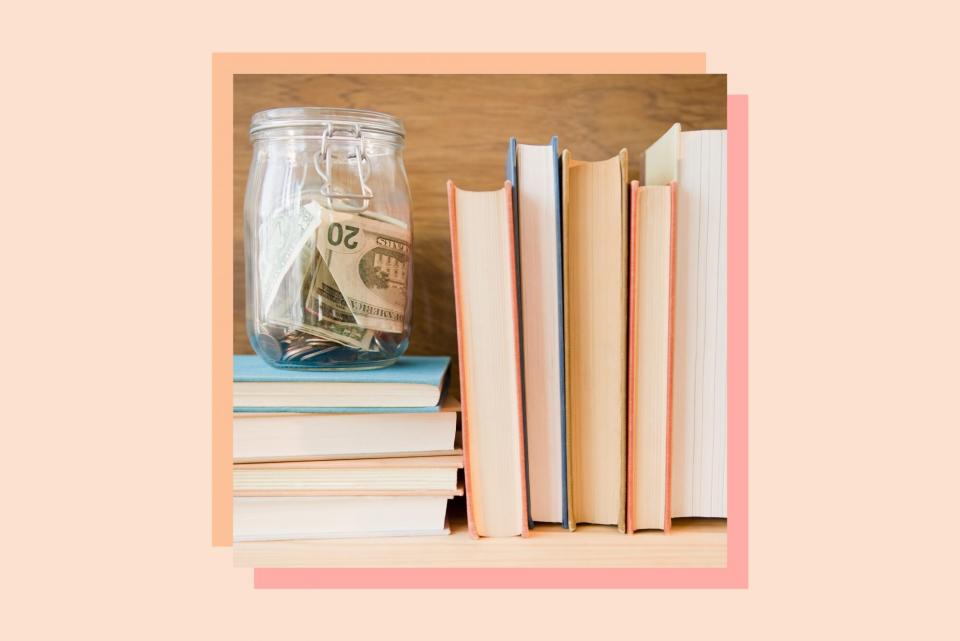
xmin=561 ymin=149 xmax=629 ymax=531
xmin=447 ymin=180 xmax=529 ymax=538
xmin=626 ymin=180 xmax=677 ymax=532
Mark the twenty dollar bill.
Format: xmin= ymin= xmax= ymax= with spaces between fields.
xmin=315 ymin=208 xmax=410 ymax=334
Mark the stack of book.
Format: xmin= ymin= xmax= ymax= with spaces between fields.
xmin=449 ymin=123 xmax=727 ymax=537
xmin=232 ymin=355 xmax=460 ymax=541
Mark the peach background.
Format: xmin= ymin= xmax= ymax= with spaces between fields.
xmin=6 ymin=1 xmax=959 ymax=639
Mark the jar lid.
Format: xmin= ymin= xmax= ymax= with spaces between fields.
xmin=250 ymin=107 xmax=405 ymax=138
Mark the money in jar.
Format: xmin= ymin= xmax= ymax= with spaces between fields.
xmin=243 ymin=108 xmax=413 ymax=370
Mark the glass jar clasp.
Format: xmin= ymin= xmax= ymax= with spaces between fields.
xmin=312 ymin=123 xmax=374 ymax=213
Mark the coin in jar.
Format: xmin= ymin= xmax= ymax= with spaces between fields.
xmin=256 ymin=332 xmax=284 ymax=362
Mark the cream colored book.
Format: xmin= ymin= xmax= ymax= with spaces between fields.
xmin=561 ymin=148 xmax=629 ymax=531
xmin=234 ymin=495 xmax=454 ymax=541
xmin=645 ymin=124 xmax=727 ymax=520
xmin=446 ymin=181 xmax=528 ymax=538
xmin=626 ymin=182 xmax=676 ymax=532
xmin=233 ymin=397 xmax=460 ymax=463
xmin=233 ymin=455 xmax=463 ymax=494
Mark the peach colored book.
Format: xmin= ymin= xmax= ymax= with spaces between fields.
xmin=626 ymin=182 xmax=639 ymax=533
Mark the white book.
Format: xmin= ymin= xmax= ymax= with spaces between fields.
xmin=233 ymin=399 xmax=459 ymax=463
xmin=510 ymin=137 xmax=566 ymax=525
xmin=233 ymin=455 xmax=462 ymax=493
xmin=234 ymin=495 xmax=453 ymax=541
xmin=645 ymin=124 xmax=727 ymax=519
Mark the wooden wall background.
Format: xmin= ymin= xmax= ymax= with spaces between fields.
xmin=234 ymin=74 xmax=726 ymax=394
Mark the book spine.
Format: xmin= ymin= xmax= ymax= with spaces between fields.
xmin=626 ymin=181 xmax=640 ymax=533
xmin=552 ymin=136 xmax=570 ymax=529
xmin=618 ymin=149 xmax=629 ymax=533
xmin=664 ymin=181 xmax=679 ymax=533
xmin=560 ymin=149 xmax=576 ymax=532
xmin=506 ymin=139 xmax=534 ymax=530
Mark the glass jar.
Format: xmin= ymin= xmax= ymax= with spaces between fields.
xmin=243 ymin=107 xmax=413 ymax=370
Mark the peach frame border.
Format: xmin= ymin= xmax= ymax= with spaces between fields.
xmin=212 ymin=53 xmax=746 ymax=588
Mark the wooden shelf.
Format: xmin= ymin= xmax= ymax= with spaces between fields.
xmin=233 ymin=514 xmax=726 ymax=568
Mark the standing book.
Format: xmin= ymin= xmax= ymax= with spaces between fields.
xmin=626 ymin=181 xmax=677 ymax=532
xmin=446 ymin=180 xmax=529 ymax=538
xmin=561 ymin=149 xmax=629 ymax=531
xmin=645 ymin=123 xmax=728 ymax=521
xmin=507 ymin=136 xmax=568 ymax=527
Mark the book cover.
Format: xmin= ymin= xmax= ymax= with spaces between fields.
xmin=561 ymin=149 xmax=573 ymax=531
xmin=233 ymin=404 xmax=446 ymax=414
xmin=627 ymin=181 xmax=638 ymax=533
xmin=506 ymin=137 xmax=533 ymax=529
xmin=233 ymin=355 xmax=450 ymax=411
xmin=617 ymin=149 xmax=629 ymax=533
xmin=552 ymin=136 xmax=569 ymax=529
xmin=233 ymin=354 xmax=450 ymax=385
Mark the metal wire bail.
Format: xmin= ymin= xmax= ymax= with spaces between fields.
xmin=312 ymin=123 xmax=374 ymax=213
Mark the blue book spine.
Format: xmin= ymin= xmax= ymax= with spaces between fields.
xmin=233 ymin=354 xmax=450 ymax=386
xmin=506 ymin=138 xmax=534 ymax=530
xmin=508 ymin=137 xmax=569 ymax=529
xmin=551 ymin=136 xmax=569 ymax=530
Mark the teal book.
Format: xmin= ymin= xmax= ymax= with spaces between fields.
xmin=233 ymin=355 xmax=450 ymax=412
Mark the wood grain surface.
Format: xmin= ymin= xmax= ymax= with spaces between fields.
xmin=233 ymin=74 xmax=726 ymax=394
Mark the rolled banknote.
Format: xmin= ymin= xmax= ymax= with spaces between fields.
xmin=258 ymin=200 xmax=323 ymax=317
